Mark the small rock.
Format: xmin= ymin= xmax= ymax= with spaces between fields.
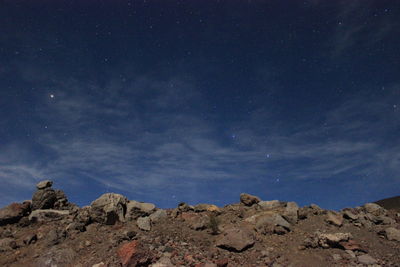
xmin=194 ymin=204 xmax=220 ymax=213
xmin=36 ymin=180 xmax=53 ymax=189
xmin=181 ymin=212 xmax=209 ymax=230
xmin=357 ymin=254 xmax=377 ymax=265
xmin=45 ymin=229 xmax=66 ymax=246
xmin=258 ymin=200 xmax=281 ymax=210
xmin=326 ymin=211 xmax=343 ymax=227
xmin=364 ymin=203 xmax=386 ymax=216
xmin=317 ymin=232 xmax=352 ymax=248
xmin=215 ymin=258 xmax=229 ymax=267
xmin=216 ymin=227 xmax=255 ymax=252
xmin=343 ymin=210 xmax=358 ymax=221
xmin=383 ymin=227 xmax=400 ymax=241
xmin=137 ymin=216 xmax=151 ymax=231
xmin=149 ymin=209 xmax=167 ymax=223
xmin=345 ymin=250 xmax=356 ymax=258
xmin=92 ymin=262 xmax=107 ymax=267
xmin=23 ymin=233 xmax=37 ymax=245
xmin=240 ymin=193 xmax=261 ymax=206
xmin=332 ymin=254 xmax=342 ymax=261
xmin=150 ymin=256 xmax=174 ymax=267
xmin=66 ymin=222 xmax=86 ymax=232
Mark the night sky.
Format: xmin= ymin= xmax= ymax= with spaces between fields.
xmin=1 ymin=0 xmax=399 ymax=210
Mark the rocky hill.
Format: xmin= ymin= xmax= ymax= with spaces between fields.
xmin=375 ymin=196 xmax=400 ymax=212
xmin=0 ymin=181 xmax=399 ymax=267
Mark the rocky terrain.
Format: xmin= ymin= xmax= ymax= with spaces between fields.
xmin=1 ymin=181 xmax=400 ymax=267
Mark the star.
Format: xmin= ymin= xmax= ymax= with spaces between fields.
xmin=50 ymin=94 xmax=55 ymax=98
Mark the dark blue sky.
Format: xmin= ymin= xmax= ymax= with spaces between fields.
xmin=1 ymin=0 xmax=399 ymax=210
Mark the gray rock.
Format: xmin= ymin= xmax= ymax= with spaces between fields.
xmin=0 ymin=202 xmax=31 ymax=226
xmin=75 ymin=206 xmax=91 ymax=225
xmin=125 ymin=200 xmax=156 ymax=220
xmin=90 ymin=193 xmax=128 ymax=225
xmin=258 ymin=200 xmax=281 ymax=210
xmin=66 ymin=222 xmax=86 ymax=232
xmin=240 ymin=193 xmax=261 ymax=206
xmin=45 ymin=229 xmax=66 ymax=246
xmin=363 ymin=203 xmax=386 ymax=216
xmin=137 ymin=216 xmax=151 ymax=231
xmin=23 ymin=233 xmax=37 ymax=245
xmin=283 ymin=202 xmax=299 ymax=224
xmin=251 ymin=212 xmax=291 ymax=231
xmin=326 ymin=211 xmax=343 ymax=227
xmin=357 ymin=254 xmax=377 ymax=265
xmin=29 ymin=209 xmax=69 ymax=222
xmin=36 ymin=247 xmax=76 ymax=266
xmin=216 ymin=227 xmax=255 ymax=252
xmin=343 ymin=210 xmax=358 ymax=221
xmin=317 ymin=232 xmax=352 ymax=248
xmin=32 ymin=188 xmax=58 ymax=210
xmin=384 ymin=227 xmax=400 ymax=241
xmin=36 ymin=180 xmax=53 ymax=190
xmin=149 ymin=209 xmax=168 ymax=223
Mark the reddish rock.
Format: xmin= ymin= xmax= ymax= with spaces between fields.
xmin=339 ymin=239 xmax=367 ymax=252
xmin=215 ymin=258 xmax=229 ymax=267
xmin=117 ymin=240 xmax=152 ymax=267
xmin=0 ymin=202 xmax=31 ymax=226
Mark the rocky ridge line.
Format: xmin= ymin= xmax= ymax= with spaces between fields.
xmin=1 ymin=181 xmax=400 ymax=267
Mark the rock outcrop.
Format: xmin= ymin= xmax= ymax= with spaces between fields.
xmin=90 ymin=193 xmax=128 ymax=225
xmin=0 ymin=181 xmax=399 ymax=267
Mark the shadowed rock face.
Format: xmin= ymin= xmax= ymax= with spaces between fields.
xmin=0 ymin=202 xmax=31 ymax=226
xmin=32 ymin=188 xmax=58 ymax=210
xmin=1 ymin=183 xmax=400 ymax=267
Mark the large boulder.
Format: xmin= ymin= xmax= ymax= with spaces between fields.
xmin=283 ymin=202 xmax=299 ymax=224
xmin=90 ymin=193 xmax=128 ymax=225
xmin=125 ymin=200 xmax=156 ymax=220
xmin=240 ymin=193 xmax=261 ymax=206
xmin=245 ymin=211 xmax=291 ymax=232
xmin=363 ymin=203 xmax=386 ymax=216
xmin=0 ymin=202 xmax=31 ymax=226
xmin=383 ymin=227 xmax=400 ymax=241
xmin=216 ymin=227 xmax=255 ymax=252
xmin=257 ymin=200 xmax=282 ymax=210
xmin=28 ymin=209 xmax=70 ymax=222
xmin=32 ymin=188 xmax=58 ymax=210
xmin=117 ymin=240 xmax=153 ymax=267
xmin=137 ymin=216 xmax=151 ymax=231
